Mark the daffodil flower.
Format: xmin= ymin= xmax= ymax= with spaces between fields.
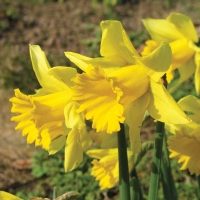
xmin=0 ymin=191 xmax=22 ymax=200
xmin=10 ymin=45 xmax=91 ymax=171
xmin=65 ymin=20 xmax=190 ymax=153
xmin=87 ymin=148 xmax=134 ymax=190
xmin=143 ymin=12 xmax=200 ymax=94
xmin=167 ymin=95 xmax=200 ymax=175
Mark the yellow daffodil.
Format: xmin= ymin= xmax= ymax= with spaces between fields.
xmin=143 ymin=12 xmax=200 ymax=93
xmin=167 ymin=95 xmax=200 ymax=174
xmin=65 ymin=20 xmax=190 ymax=153
xmin=10 ymin=45 xmax=91 ymax=171
xmin=0 ymin=191 xmax=22 ymax=200
xmin=87 ymin=148 xmax=134 ymax=189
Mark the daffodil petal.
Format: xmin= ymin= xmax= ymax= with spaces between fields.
xmin=139 ymin=43 xmax=172 ymax=81
xmin=141 ymin=40 xmax=159 ymax=56
xmin=65 ymin=52 xmax=125 ymax=73
xmin=168 ymin=58 xmax=195 ymax=93
xmin=178 ymin=95 xmax=200 ymax=124
xmin=64 ymin=102 xmax=85 ymax=129
xmin=170 ymin=39 xmax=194 ymax=66
xmin=64 ymin=129 xmax=83 ymax=172
xmin=48 ymin=66 xmax=77 ymax=87
xmin=169 ymin=132 xmax=200 ymax=175
xmin=195 ymin=52 xmax=200 ymax=95
xmin=148 ymin=80 xmax=190 ymax=124
xmin=65 ymin=52 xmax=94 ymax=72
xmin=0 ymin=191 xmax=22 ymax=200
xmin=87 ymin=148 xmax=133 ymax=190
xmin=108 ymin=65 xmax=149 ymax=105
xmin=167 ymin=12 xmax=198 ymax=42
xmin=166 ymin=65 xmax=174 ymax=83
xmin=100 ymin=20 xmax=138 ymax=63
xmin=143 ymin=19 xmax=183 ymax=42
xmin=48 ymin=135 xmax=66 ymax=155
xmin=29 ymin=45 xmax=68 ymax=92
xmin=125 ymin=93 xmax=149 ymax=153
xmin=87 ymin=148 xmax=118 ymax=159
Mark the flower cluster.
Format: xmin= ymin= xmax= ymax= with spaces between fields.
xmin=10 ymin=12 xmax=200 ymax=190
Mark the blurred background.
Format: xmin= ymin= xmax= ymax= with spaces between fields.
xmin=0 ymin=0 xmax=200 ymax=199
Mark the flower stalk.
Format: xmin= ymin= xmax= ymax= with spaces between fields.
xmin=148 ymin=121 xmax=165 ymax=200
xmin=161 ymin=134 xmax=177 ymax=200
xmin=118 ymin=123 xmax=131 ymax=200
xmin=148 ymin=74 xmax=177 ymax=200
xmin=197 ymin=176 xmax=200 ymax=199
xmin=130 ymin=168 xmax=143 ymax=200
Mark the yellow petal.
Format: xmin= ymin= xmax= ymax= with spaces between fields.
xmin=32 ymin=91 xmax=71 ymax=127
xmin=64 ymin=102 xmax=85 ymax=129
xmin=87 ymin=148 xmax=133 ymax=190
xmin=148 ymin=80 xmax=190 ymax=124
xmin=65 ymin=52 xmax=94 ymax=73
xmin=65 ymin=52 xmax=125 ymax=73
xmin=170 ymin=39 xmax=194 ymax=66
xmin=195 ymin=52 xmax=200 ymax=95
xmin=141 ymin=40 xmax=159 ymax=56
xmin=73 ymin=67 xmax=125 ymax=133
xmin=48 ymin=66 xmax=77 ymax=87
xmin=48 ymin=135 xmax=66 ymax=155
xmin=166 ymin=65 xmax=174 ymax=83
xmin=167 ymin=12 xmax=198 ymax=42
xmin=125 ymin=93 xmax=149 ymax=153
xmin=0 ymin=191 xmax=22 ymax=200
xmin=139 ymin=43 xmax=172 ymax=81
xmin=10 ymin=89 xmax=70 ymax=150
xmin=29 ymin=45 xmax=68 ymax=92
xmin=178 ymin=95 xmax=200 ymax=124
xmin=168 ymin=58 xmax=195 ymax=93
xmin=10 ymin=89 xmax=39 ymax=144
xmin=169 ymin=132 xmax=200 ymax=175
xmin=64 ymin=129 xmax=83 ymax=172
xmin=87 ymin=148 xmax=118 ymax=159
xmin=108 ymin=65 xmax=149 ymax=105
xmin=100 ymin=20 xmax=138 ymax=64
xmin=143 ymin=18 xmax=183 ymax=42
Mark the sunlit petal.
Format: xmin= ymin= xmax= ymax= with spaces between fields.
xmin=143 ymin=19 xmax=183 ymax=42
xmin=125 ymin=93 xmax=149 ymax=153
xmin=148 ymin=80 xmax=190 ymax=124
xmin=167 ymin=12 xmax=198 ymax=42
xmin=100 ymin=20 xmax=138 ymax=63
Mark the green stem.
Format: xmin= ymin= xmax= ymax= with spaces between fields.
xmin=118 ymin=123 xmax=131 ymax=200
xmin=197 ymin=176 xmax=200 ymax=198
xmin=130 ymin=168 xmax=143 ymax=200
xmin=161 ymin=135 xmax=177 ymax=200
xmin=148 ymin=121 xmax=164 ymax=200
